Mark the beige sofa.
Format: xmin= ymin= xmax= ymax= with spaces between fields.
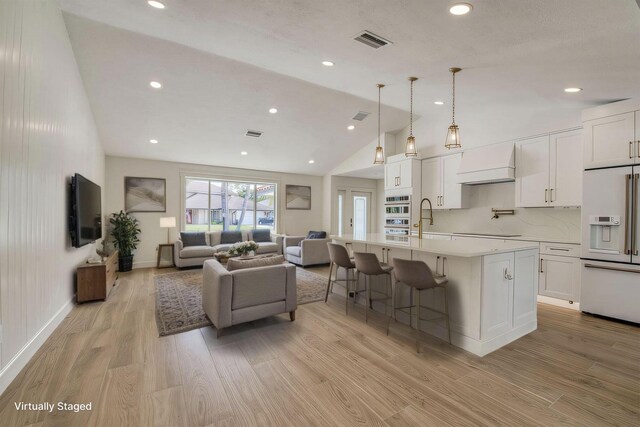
xmin=283 ymin=236 xmax=331 ymax=266
xmin=174 ymin=230 xmax=283 ymax=268
xmin=202 ymin=259 xmax=297 ymax=336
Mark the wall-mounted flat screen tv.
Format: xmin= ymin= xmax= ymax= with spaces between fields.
xmin=70 ymin=173 xmax=102 ymax=248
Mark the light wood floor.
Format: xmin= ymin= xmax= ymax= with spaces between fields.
xmin=1 ymin=266 xmax=638 ymax=427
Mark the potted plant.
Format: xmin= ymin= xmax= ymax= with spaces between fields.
xmin=109 ymin=210 xmax=141 ymax=272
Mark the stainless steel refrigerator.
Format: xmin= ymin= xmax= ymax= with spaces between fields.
xmin=581 ymin=166 xmax=639 ymax=323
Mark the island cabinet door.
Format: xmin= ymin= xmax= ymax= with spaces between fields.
xmin=513 ymin=249 xmax=538 ymax=328
xmin=481 ymin=253 xmax=514 ymax=341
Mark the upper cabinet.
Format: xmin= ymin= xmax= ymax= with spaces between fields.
xmin=384 ymin=157 xmax=419 ymax=190
xmin=421 ymin=153 xmax=466 ymax=210
xmin=582 ymin=100 xmax=640 ymax=168
xmin=515 ymin=130 xmax=582 ymax=207
xmin=550 ymin=130 xmax=582 ymax=207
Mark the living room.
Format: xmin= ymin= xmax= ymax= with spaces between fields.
xmin=1 ymin=1 xmax=639 ymax=426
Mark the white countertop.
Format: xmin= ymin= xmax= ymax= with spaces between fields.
xmin=333 ymin=234 xmax=539 ymax=257
xmin=424 ymin=231 xmax=580 ymax=245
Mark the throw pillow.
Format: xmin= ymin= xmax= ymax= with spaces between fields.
xmin=220 ymin=231 xmax=243 ymax=244
xmin=180 ymin=231 xmax=206 ymax=247
xmin=252 ymin=229 xmax=271 ymax=243
xmin=226 ymin=255 xmax=285 ymax=271
xmin=306 ymin=230 xmax=327 ymax=239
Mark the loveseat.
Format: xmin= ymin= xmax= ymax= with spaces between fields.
xmin=173 ymin=230 xmax=283 ymax=268
xmin=202 ymin=258 xmax=297 ymax=336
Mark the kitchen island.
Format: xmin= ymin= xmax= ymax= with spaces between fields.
xmin=332 ymin=234 xmax=540 ymax=356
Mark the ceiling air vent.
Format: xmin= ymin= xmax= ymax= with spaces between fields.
xmin=245 ymin=130 xmax=263 ymax=138
xmin=352 ymin=111 xmax=370 ymax=121
xmin=353 ymin=30 xmax=392 ymax=49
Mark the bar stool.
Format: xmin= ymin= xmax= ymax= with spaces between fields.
xmin=353 ymin=252 xmax=394 ymax=327
xmin=326 ymin=243 xmax=363 ymax=315
xmin=391 ymin=258 xmax=451 ymax=353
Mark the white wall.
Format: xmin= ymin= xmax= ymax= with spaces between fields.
xmin=105 ymin=156 xmax=324 ymax=268
xmin=0 ymin=0 xmax=105 ymax=393
xmin=428 ymin=182 xmax=581 ymax=242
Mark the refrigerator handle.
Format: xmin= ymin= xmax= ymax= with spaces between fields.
xmin=624 ymin=174 xmax=631 ymax=255
xmin=584 ymin=263 xmax=640 ymax=274
xmin=634 ymin=173 xmax=639 ymax=256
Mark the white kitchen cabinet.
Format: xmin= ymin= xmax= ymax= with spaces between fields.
xmin=516 ymin=130 xmax=582 ymax=207
xmin=583 ymin=112 xmax=636 ymax=168
xmin=516 ymin=135 xmax=549 ymax=207
xmin=539 ymin=254 xmax=581 ymax=302
xmin=384 ymin=162 xmax=401 ymax=190
xmin=441 ymin=153 xmax=463 ymax=209
xmin=421 ymin=153 xmax=465 ymax=210
xmin=513 ymin=249 xmax=538 ymax=328
xmin=636 ymin=111 xmax=640 ymax=163
xmin=481 ymin=252 xmax=514 ymax=340
xmin=384 ymin=157 xmax=419 ymax=190
xmin=420 ymin=157 xmax=440 ymax=203
xmin=480 ymin=248 xmax=538 ymax=338
xmin=549 ymin=130 xmax=582 ymax=206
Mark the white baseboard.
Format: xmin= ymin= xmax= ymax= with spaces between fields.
xmin=0 ymin=298 xmax=74 ymax=395
xmin=537 ymin=295 xmax=580 ymax=311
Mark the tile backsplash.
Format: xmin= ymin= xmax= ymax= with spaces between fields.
xmin=427 ymin=182 xmax=581 ymax=242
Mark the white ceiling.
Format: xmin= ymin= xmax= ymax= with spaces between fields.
xmin=60 ymin=0 xmax=640 ymax=176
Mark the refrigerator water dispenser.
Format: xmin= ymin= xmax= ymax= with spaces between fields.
xmin=589 ymin=215 xmax=622 ymax=253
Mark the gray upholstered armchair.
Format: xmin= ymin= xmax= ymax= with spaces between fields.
xmin=283 ymin=235 xmax=331 ymax=266
xmin=202 ymin=259 xmax=297 ymax=336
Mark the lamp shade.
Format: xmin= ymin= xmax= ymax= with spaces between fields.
xmin=159 ymin=217 xmax=176 ymax=228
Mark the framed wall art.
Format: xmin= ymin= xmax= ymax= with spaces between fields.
xmin=285 ymin=185 xmax=311 ymax=210
xmin=125 ymin=177 xmax=166 ymax=212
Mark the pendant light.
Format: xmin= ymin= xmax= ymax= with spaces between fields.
xmin=405 ymin=77 xmax=418 ymax=157
xmin=445 ymin=67 xmax=462 ymax=149
xmin=373 ymin=83 xmax=386 ymax=165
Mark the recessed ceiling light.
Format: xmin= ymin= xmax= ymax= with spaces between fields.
xmin=269 ymin=107 xmax=278 ymax=114
xmin=434 ymin=101 xmax=445 ymax=105
xmin=449 ymin=3 xmax=473 ymax=15
xmin=240 ymin=151 xmax=248 ymax=155
xmin=322 ymin=60 xmax=335 ymax=67
xmin=308 ymin=160 xmax=315 ymax=164
xmin=347 ymin=125 xmax=355 ymax=130
xmin=147 ymin=1 xmax=165 ymax=9
xmin=149 ymin=139 xmax=158 ymax=144
xmin=564 ymin=87 xmax=582 ymax=93
xmin=149 ymin=81 xmax=162 ymax=89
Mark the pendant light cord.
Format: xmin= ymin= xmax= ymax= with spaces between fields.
xmin=378 ymin=85 xmax=381 ymax=147
xmin=451 ymin=71 xmax=456 ymax=125
xmin=409 ymin=79 xmax=414 ymax=136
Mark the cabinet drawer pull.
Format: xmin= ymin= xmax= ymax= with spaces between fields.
xmin=540 ymin=258 xmax=544 ymax=273
xmin=544 ymin=189 xmax=548 ymax=203
xmin=630 ymin=141 xmax=634 ymax=159
xmin=548 ymin=247 xmax=570 ymax=252
xmin=550 ymin=188 xmax=554 ymax=202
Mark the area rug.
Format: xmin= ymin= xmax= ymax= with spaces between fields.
xmin=154 ymin=267 xmax=327 ymax=336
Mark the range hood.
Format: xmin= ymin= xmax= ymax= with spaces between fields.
xmin=457 ymin=142 xmax=515 ymax=185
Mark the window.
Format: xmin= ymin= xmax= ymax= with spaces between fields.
xmin=185 ymin=178 xmax=276 ymax=232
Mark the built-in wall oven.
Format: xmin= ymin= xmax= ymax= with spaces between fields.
xmin=385 ymin=195 xmax=411 ymax=235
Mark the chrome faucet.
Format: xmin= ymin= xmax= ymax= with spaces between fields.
xmin=413 ymin=198 xmax=434 ymax=239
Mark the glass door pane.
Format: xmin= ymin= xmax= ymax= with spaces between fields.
xmin=353 ymin=194 xmax=368 ymax=239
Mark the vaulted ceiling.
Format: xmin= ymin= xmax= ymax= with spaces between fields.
xmin=60 ymin=0 xmax=640 ymax=175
